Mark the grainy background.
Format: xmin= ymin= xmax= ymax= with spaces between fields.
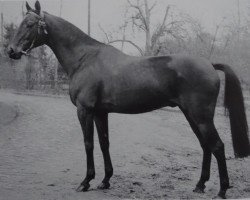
xmin=0 ymin=0 xmax=250 ymax=199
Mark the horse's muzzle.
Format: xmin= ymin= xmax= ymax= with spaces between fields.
xmin=7 ymin=46 xmax=22 ymax=60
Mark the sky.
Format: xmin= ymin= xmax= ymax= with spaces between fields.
xmin=0 ymin=0 xmax=249 ymax=54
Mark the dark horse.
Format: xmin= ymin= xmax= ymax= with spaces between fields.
xmin=7 ymin=1 xmax=250 ymax=198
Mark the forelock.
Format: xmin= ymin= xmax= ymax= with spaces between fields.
xmin=26 ymin=10 xmax=41 ymax=18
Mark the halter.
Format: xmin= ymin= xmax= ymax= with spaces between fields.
xmin=21 ymin=11 xmax=48 ymax=56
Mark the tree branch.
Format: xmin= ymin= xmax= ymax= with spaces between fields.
xmin=161 ymin=6 xmax=171 ymax=29
xmin=127 ymin=0 xmax=147 ymax=30
xmin=98 ymin=24 xmax=110 ymax=42
xmin=209 ymin=25 xmax=220 ymax=58
xmin=107 ymin=39 xmax=144 ymax=55
xmin=151 ymin=6 xmax=171 ymax=49
xmin=149 ymin=1 xmax=157 ymax=12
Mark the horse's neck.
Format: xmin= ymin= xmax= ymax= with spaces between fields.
xmin=44 ymin=13 xmax=103 ymax=76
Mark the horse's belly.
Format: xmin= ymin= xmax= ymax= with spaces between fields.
xmin=98 ymin=89 xmax=177 ymax=114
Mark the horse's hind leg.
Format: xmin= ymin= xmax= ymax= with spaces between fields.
xmin=181 ymin=108 xmax=212 ymax=193
xmin=199 ymin=122 xmax=230 ymax=198
xmin=182 ymin=105 xmax=230 ymax=198
xmin=94 ymin=112 xmax=113 ymax=190
xmin=195 ymin=148 xmax=212 ymax=193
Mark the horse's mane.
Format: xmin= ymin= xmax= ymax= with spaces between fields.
xmin=44 ymin=12 xmax=103 ymax=46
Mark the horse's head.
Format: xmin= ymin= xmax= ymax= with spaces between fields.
xmin=7 ymin=1 xmax=48 ymax=59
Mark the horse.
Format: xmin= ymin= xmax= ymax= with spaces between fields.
xmin=7 ymin=1 xmax=250 ymax=198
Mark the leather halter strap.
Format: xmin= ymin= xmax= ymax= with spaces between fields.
xmin=21 ymin=11 xmax=48 ymax=56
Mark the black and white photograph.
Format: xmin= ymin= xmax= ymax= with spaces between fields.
xmin=0 ymin=0 xmax=250 ymax=199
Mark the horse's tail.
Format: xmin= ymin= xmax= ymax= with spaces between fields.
xmin=213 ymin=63 xmax=250 ymax=158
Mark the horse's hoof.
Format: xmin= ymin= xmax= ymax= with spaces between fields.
xmin=97 ymin=182 xmax=110 ymax=190
xmin=213 ymin=191 xmax=226 ymax=199
xmin=213 ymin=194 xmax=226 ymax=199
xmin=76 ymin=183 xmax=90 ymax=192
xmin=218 ymin=193 xmax=226 ymax=199
xmin=193 ymin=186 xmax=205 ymax=193
xmin=214 ymin=186 xmax=231 ymax=199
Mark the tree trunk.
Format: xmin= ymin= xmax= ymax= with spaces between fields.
xmin=144 ymin=0 xmax=151 ymax=55
xmin=1 ymin=13 xmax=3 ymax=47
xmin=88 ymin=0 xmax=91 ymax=36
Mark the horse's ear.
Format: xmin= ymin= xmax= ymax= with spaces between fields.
xmin=26 ymin=2 xmax=32 ymax=11
xmin=35 ymin=0 xmax=41 ymax=14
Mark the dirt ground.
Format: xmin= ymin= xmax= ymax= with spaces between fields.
xmin=0 ymin=90 xmax=249 ymax=200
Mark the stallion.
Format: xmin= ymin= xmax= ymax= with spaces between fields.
xmin=7 ymin=1 xmax=250 ymax=198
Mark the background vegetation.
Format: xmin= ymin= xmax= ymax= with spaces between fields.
xmin=0 ymin=0 xmax=249 ymax=95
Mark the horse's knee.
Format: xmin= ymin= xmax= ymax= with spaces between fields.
xmin=100 ymin=140 xmax=109 ymax=150
xmin=84 ymin=141 xmax=94 ymax=151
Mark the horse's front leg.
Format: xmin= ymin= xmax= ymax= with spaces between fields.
xmin=76 ymin=105 xmax=95 ymax=192
xmin=94 ymin=112 xmax=113 ymax=190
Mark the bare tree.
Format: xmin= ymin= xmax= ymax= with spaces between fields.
xmin=124 ymin=0 xmax=192 ymax=55
xmin=98 ymin=22 xmax=144 ymax=55
xmin=98 ymin=0 xmax=159 ymax=55
xmin=126 ymin=0 xmax=156 ymax=55
xmin=99 ymin=0 xmax=191 ymax=56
